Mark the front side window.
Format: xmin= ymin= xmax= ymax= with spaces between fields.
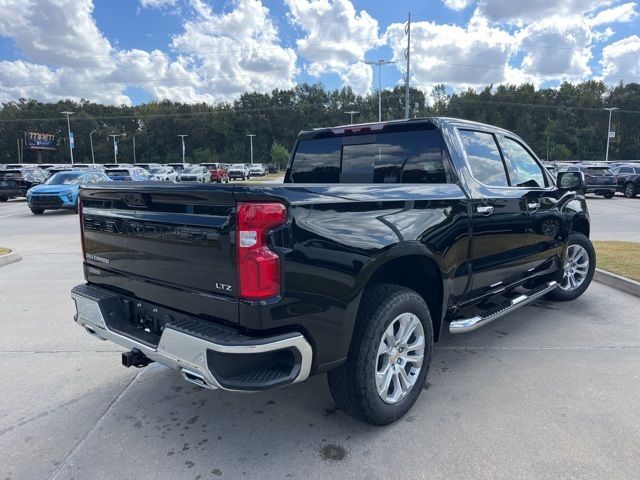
xmin=458 ymin=130 xmax=508 ymax=187
xmin=501 ymin=137 xmax=546 ymax=188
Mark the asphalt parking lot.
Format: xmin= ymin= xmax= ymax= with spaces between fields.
xmin=1 ymin=196 xmax=639 ymax=480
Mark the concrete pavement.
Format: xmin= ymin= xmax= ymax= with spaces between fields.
xmin=1 ymin=197 xmax=639 ymax=480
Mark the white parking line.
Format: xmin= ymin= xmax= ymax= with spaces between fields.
xmin=0 ymin=212 xmax=25 ymax=219
xmin=588 ymin=201 xmax=640 ymax=213
xmin=0 ymin=202 xmax=27 ymax=209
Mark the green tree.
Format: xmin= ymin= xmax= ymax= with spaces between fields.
xmin=270 ymin=142 xmax=290 ymax=169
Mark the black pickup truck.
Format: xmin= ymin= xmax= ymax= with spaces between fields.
xmin=71 ymin=118 xmax=594 ymax=425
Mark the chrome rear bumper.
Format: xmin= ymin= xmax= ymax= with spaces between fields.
xmin=71 ymin=285 xmax=313 ymax=392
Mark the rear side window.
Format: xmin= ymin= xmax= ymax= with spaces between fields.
xmin=458 ymin=130 xmax=508 ymax=187
xmin=289 ymin=127 xmax=449 ymax=184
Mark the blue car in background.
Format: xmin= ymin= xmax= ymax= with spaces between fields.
xmin=26 ymin=170 xmax=110 ymax=215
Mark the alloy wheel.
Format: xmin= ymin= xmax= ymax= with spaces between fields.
xmin=559 ymin=244 xmax=589 ymax=291
xmin=375 ymin=313 xmax=425 ymax=404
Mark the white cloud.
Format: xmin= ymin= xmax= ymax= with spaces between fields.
xmin=0 ymin=0 xmax=297 ymax=104
xmin=386 ymin=17 xmax=518 ymax=91
xmin=0 ymin=0 xmax=112 ymax=69
xmin=170 ymin=0 xmax=298 ymax=101
xmin=441 ymin=0 xmax=615 ymax=24
xmin=516 ymin=17 xmax=593 ymax=83
xmin=285 ymin=0 xmax=381 ymax=94
xmin=589 ymin=2 xmax=638 ymax=25
xmin=442 ymin=0 xmax=474 ymax=10
xmin=600 ymin=35 xmax=640 ymax=82
xmin=139 ymin=0 xmax=177 ymax=8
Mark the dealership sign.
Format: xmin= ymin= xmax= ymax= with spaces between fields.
xmin=25 ymin=132 xmax=56 ymax=151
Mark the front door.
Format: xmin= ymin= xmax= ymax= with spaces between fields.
xmin=456 ymin=129 xmax=552 ymax=299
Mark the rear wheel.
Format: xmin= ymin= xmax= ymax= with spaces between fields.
xmin=0 ymin=197 xmax=7 ymax=202
xmin=30 ymin=207 xmax=44 ymax=215
xmin=624 ymin=182 xmax=637 ymax=198
xmin=547 ymin=233 xmax=595 ymax=301
xmin=327 ymin=284 xmax=433 ymax=425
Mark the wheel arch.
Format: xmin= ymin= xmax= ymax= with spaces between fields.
xmin=571 ymin=215 xmax=590 ymax=238
xmin=354 ymin=248 xmax=446 ymax=342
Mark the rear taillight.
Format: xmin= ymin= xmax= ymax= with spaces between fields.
xmin=236 ymin=202 xmax=287 ymax=300
xmin=79 ymin=198 xmax=86 ymax=260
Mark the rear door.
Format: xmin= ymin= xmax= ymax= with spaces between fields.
xmin=456 ymin=129 xmax=546 ymax=297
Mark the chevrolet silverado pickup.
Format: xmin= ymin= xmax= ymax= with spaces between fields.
xmin=71 ymin=118 xmax=594 ymax=425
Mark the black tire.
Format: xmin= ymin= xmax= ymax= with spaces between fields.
xmin=602 ymin=192 xmax=614 ymax=199
xmin=30 ymin=207 xmax=44 ymax=215
xmin=327 ymin=284 xmax=433 ymax=426
xmin=624 ymin=182 xmax=637 ymax=198
xmin=546 ymin=233 xmax=595 ymax=302
xmin=0 ymin=197 xmax=7 ymax=202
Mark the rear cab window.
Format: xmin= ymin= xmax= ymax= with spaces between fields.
xmin=288 ymin=123 xmax=452 ymax=184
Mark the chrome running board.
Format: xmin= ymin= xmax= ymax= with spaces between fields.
xmin=449 ymin=281 xmax=558 ymax=334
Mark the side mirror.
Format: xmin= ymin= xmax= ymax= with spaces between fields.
xmin=557 ymin=171 xmax=585 ymax=191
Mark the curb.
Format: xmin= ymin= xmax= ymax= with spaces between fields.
xmin=0 ymin=250 xmax=22 ymax=268
xmin=594 ymin=268 xmax=640 ymax=298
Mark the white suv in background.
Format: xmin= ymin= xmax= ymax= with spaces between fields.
xmin=249 ymin=163 xmax=266 ymax=177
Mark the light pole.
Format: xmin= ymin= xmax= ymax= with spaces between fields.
xmin=178 ymin=135 xmax=188 ymax=163
xmin=247 ymin=134 xmax=255 ymax=164
xmin=108 ymin=134 xmax=120 ymax=164
xmin=365 ymin=59 xmax=395 ymax=122
xmin=344 ymin=110 xmax=359 ymax=124
xmin=545 ymin=117 xmax=551 ymax=162
xmin=90 ymin=130 xmax=98 ymax=164
xmin=603 ymin=107 xmax=618 ymax=162
xmin=61 ymin=111 xmax=74 ymax=164
xmin=132 ymin=136 xmax=136 ymax=164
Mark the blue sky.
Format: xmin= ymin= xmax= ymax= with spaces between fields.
xmin=0 ymin=0 xmax=638 ymax=105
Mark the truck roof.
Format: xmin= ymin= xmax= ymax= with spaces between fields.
xmin=299 ymin=117 xmax=515 ymax=140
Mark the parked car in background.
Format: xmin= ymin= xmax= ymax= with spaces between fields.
xmin=132 ymin=163 xmax=162 ymax=171
xmin=4 ymin=164 xmax=37 ymax=169
xmin=102 ymin=163 xmax=130 ymax=169
xmin=266 ymin=163 xmax=278 ymax=174
xmin=104 ymin=167 xmax=154 ymax=181
xmin=249 ymin=163 xmax=266 ymax=177
xmin=26 ymin=170 xmax=110 ymax=215
xmin=612 ymin=164 xmax=640 ymax=198
xmin=200 ymin=163 xmax=230 ymax=183
xmin=220 ymin=163 xmax=231 ymax=171
xmin=167 ymin=162 xmax=190 ymax=172
xmin=44 ymin=166 xmax=73 ymax=178
xmin=149 ymin=166 xmax=178 ymax=182
xmin=228 ymin=163 xmax=251 ymax=180
xmin=560 ymin=164 xmax=617 ymax=198
xmin=176 ymin=165 xmax=211 ymax=183
xmin=0 ymin=167 xmax=46 ymax=201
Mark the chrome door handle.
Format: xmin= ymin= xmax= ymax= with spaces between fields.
xmin=528 ymin=202 xmax=541 ymax=211
xmin=476 ymin=205 xmax=494 ymax=215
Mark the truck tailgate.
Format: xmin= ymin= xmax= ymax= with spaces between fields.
xmin=80 ymin=183 xmax=239 ymax=323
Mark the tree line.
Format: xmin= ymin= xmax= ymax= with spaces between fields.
xmin=1 ymin=80 xmax=639 ymax=166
